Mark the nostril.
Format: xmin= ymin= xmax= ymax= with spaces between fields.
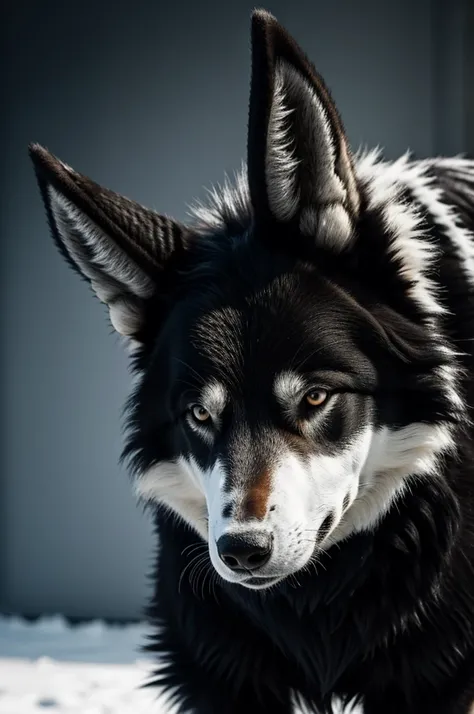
xmin=247 ymin=549 xmax=270 ymax=567
xmin=222 ymin=553 xmax=240 ymax=569
xmin=317 ymin=513 xmax=335 ymax=543
xmin=216 ymin=532 xmax=273 ymax=572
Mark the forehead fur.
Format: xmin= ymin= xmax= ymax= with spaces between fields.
xmin=167 ymin=276 xmax=381 ymax=411
xmin=187 ymin=266 xmax=351 ymax=362
xmin=187 ymin=151 xmax=445 ymax=327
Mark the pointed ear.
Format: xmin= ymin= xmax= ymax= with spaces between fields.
xmin=29 ymin=144 xmax=189 ymax=340
xmin=247 ymin=10 xmax=360 ymax=251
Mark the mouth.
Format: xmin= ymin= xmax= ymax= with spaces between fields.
xmin=238 ymin=574 xmax=284 ymax=590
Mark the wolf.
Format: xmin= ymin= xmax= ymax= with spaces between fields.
xmin=29 ymin=9 xmax=474 ymax=713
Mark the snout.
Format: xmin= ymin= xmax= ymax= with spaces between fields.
xmin=216 ymin=531 xmax=273 ymax=572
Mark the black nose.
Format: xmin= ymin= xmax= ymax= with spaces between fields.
xmin=216 ymin=532 xmax=273 ymax=572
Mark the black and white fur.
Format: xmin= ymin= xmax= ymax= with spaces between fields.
xmin=30 ymin=9 xmax=474 ymax=713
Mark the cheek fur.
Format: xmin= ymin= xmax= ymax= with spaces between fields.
xmin=134 ymin=457 xmax=209 ymax=540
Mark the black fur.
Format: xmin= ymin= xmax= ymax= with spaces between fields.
xmin=29 ymin=8 xmax=474 ymax=714
xmin=134 ymin=165 xmax=474 ymax=713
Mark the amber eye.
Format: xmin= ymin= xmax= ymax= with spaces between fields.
xmin=305 ymin=389 xmax=328 ymax=407
xmin=191 ymin=405 xmax=211 ymax=423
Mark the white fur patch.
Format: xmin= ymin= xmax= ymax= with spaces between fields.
xmin=273 ymin=371 xmax=305 ymax=405
xmin=299 ymin=204 xmax=352 ymax=247
xmin=331 ymin=421 xmax=455 ymax=545
xmin=200 ymin=380 xmax=227 ymax=416
xmin=135 ymin=457 xmax=209 ymax=541
xmin=404 ymin=157 xmax=474 ymax=287
xmin=188 ymin=164 xmax=251 ymax=236
xmin=355 ymin=149 xmax=445 ymax=320
xmin=355 ymin=152 xmax=474 ymax=324
xmin=108 ymin=298 xmax=143 ymax=336
xmin=273 ymin=426 xmax=374 ymax=544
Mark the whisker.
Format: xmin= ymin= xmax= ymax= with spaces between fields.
xmin=187 ymin=557 xmax=204 ymax=597
xmin=210 ymin=569 xmax=220 ymax=603
xmin=181 ymin=542 xmax=208 ymax=557
xmin=189 ymin=555 xmax=210 ymax=598
xmin=200 ymin=560 xmax=215 ymax=599
xmin=199 ymin=559 xmax=215 ymax=600
xmin=178 ymin=551 xmax=209 ymax=594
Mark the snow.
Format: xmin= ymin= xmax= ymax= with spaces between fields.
xmin=0 ymin=616 xmax=170 ymax=714
xmin=0 ymin=658 xmax=160 ymax=714
xmin=0 ymin=616 xmax=359 ymax=713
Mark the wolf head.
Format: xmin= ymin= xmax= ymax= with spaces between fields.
xmin=30 ymin=10 xmax=462 ymax=590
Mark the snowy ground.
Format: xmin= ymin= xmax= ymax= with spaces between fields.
xmin=0 ymin=616 xmax=166 ymax=714
xmin=0 ymin=616 xmax=358 ymax=713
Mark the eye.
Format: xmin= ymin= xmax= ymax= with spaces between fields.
xmin=190 ymin=404 xmax=211 ymax=423
xmin=305 ymin=389 xmax=328 ymax=407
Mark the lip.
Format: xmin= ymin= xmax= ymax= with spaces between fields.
xmin=239 ymin=575 xmax=283 ymax=589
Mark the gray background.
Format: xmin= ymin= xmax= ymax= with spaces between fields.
xmin=1 ymin=0 xmax=471 ymax=620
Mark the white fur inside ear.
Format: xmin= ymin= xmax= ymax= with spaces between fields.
xmin=264 ymin=60 xmax=356 ymax=252
xmin=277 ymin=61 xmax=347 ymax=205
xmin=48 ymin=187 xmax=155 ymax=301
xmin=265 ymin=68 xmax=301 ymax=221
xmin=108 ymin=297 xmax=143 ymax=336
xmin=47 ymin=186 xmax=155 ymax=337
xmin=299 ymin=204 xmax=352 ymax=249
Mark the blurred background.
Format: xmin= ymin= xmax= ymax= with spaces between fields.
xmin=1 ymin=0 xmax=472 ymax=638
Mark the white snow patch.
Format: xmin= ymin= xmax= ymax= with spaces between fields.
xmin=0 ymin=615 xmax=359 ymax=713
xmin=0 ymin=657 xmax=159 ymax=714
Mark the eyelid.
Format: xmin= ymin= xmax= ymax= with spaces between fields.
xmin=304 ymin=383 xmax=332 ymax=394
